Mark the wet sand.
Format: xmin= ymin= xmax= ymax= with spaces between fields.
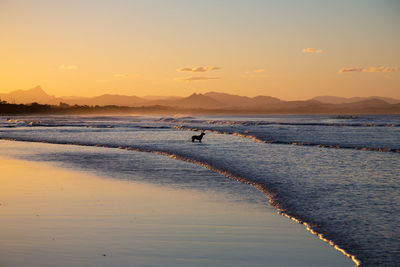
xmin=0 ymin=152 xmax=353 ymax=266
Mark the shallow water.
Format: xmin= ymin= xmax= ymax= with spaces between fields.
xmin=0 ymin=155 xmax=353 ymax=267
xmin=1 ymin=114 xmax=399 ymax=266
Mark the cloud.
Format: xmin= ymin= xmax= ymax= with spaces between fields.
xmin=180 ymin=76 xmax=220 ymax=81
xmin=338 ymin=66 xmax=397 ymax=73
xmin=59 ymin=65 xmax=78 ymax=70
xmin=179 ymin=67 xmax=194 ymax=72
xmin=179 ymin=66 xmax=221 ymax=72
xmin=338 ymin=67 xmax=364 ymax=73
xmin=302 ymin=48 xmax=323 ymax=54
xmin=363 ymin=66 xmax=397 ymax=72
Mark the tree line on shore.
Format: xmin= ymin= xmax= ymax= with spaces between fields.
xmin=1 ymin=98 xmax=400 ymax=115
xmin=0 ymin=100 xmax=174 ymax=115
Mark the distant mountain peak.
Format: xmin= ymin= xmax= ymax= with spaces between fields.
xmin=0 ymin=85 xmax=57 ymax=104
xmin=204 ymin=91 xmax=282 ymax=108
xmin=28 ymin=85 xmax=48 ymax=95
xmin=188 ymin=92 xmax=204 ymax=97
xmin=188 ymin=93 xmax=202 ymax=97
xmin=31 ymin=85 xmax=43 ymax=90
xmin=8 ymin=85 xmax=51 ymax=98
xmin=167 ymin=93 xmax=224 ymax=109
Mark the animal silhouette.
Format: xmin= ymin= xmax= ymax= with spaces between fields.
xmin=192 ymin=132 xmax=205 ymax=142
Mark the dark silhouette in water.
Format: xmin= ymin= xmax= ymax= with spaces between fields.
xmin=192 ymin=132 xmax=205 ymax=142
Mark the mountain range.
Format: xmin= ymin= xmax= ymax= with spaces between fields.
xmin=1 ymin=86 xmax=400 ymax=113
xmin=311 ymin=96 xmax=400 ymax=105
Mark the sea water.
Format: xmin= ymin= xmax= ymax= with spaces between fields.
xmin=0 ymin=114 xmax=399 ymax=266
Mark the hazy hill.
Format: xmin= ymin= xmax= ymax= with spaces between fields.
xmin=141 ymin=95 xmax=183 ymax=101
xmin=204 ymin=92 xmax=257 ymax=107
xmin=339 ymin=98 xmax=391 ymax=108
xmin=159 ymin=93 xmax=225 ymax=109
xmin=61 ymin=94 xmax=147 ymax=106
xmin=312 ymin=96 xmax=400 ymax=104
xmin=369 ymin=97 xmax=400 ymax=104
xmin=0 ymin=86 xmax=147 ymax=107
xmin=0 ymin=86 xmax=59 ymax=104
xmin=1 ymin=86 xmax=399 ymax=114
xmin=204 ymin=92 xmax=282 ymax=108
xmin=251 ymin=95 xmax=283 ymax=106
xmin=267 ymin=100 xmax=324 ymax=111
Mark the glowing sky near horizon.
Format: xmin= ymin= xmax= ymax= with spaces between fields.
xmin=0 ymin=0 xmax=399 ymax=100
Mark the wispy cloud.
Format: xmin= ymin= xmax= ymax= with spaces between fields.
xmin=59 ymin=65 xmax=78 ymax=70
xmin=302 ymin=48 xmax=323 ymax=54
xmin=179 ymin=66 xmax=221 ymax=72
xmin=338 ymin=67 xmax=364 ymax=73
xmin=339 ymin=66 xmax=397 ymax=73
xmin=364 ymin=66 xmax=396 ymax=72
xmin=180 ymin=76 xmax=220 ymax=81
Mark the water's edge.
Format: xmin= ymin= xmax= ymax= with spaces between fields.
xmin=0 ymin=137 xmax=360 ymax=266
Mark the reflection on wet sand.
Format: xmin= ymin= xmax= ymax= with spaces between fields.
xmin=0 ymin=156 xmax=352 ymax=267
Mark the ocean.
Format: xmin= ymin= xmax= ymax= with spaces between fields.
xmin=1 ymin=114 xmax=399 ymax=266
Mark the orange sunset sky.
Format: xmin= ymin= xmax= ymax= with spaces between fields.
xmin=1 ymin=0 xmax=399 ymax=100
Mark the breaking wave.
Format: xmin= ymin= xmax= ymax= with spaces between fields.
xmin=174 ymin=125 xmax=400 ymax=153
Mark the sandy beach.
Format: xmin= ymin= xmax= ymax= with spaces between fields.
xmin=0 ymin=142 xmax=353 ymax=266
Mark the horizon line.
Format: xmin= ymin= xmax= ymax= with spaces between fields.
xmin=1 ymin=86 xmax=400 ymax=102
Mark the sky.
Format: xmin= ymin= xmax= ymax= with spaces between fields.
xmin=0 ymin=0 xmax=399 ymax=100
